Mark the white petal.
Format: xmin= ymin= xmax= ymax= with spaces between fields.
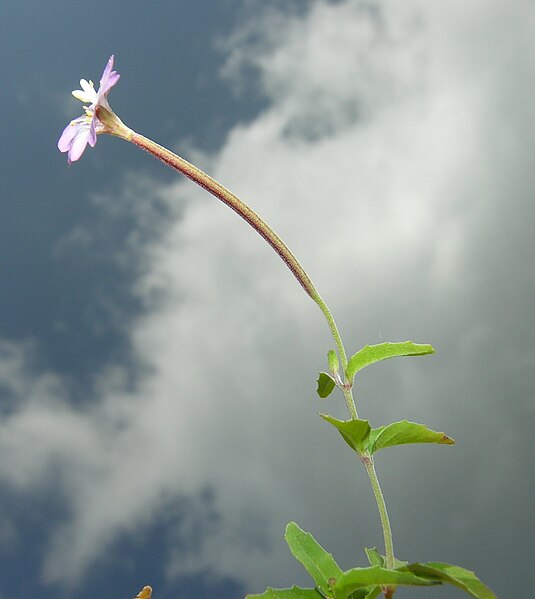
xmin=80 ymin=79 xmax=94 ymax=94
xmin=72 ymin=79 xmax=98 ymax=103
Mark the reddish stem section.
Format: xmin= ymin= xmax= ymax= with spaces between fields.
xmin=130 ymin=132 xmax=318 ymax=301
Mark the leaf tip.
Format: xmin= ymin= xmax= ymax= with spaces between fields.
xmin=285 ymin=521 xmax=297 ymax=535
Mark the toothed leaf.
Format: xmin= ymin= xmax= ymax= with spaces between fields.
xmin=370 ymin=421 xmax=455 ymax=454
xmin=246 ymin=587 xmax=323 ymax=599
xmin=346 ymin=342 xmax=435 ymax=382
xmin=333 ymin=566 xmax=438 ymax=599
xmin=320 ymin=414 xmax=371 ymax=453
xmin=285 ymin=522 xmax=342 ymax=597
xmin=402 ymin=562 xmax=498 ymax=598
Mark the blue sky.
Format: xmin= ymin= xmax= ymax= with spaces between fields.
xmin=1 ymin=1 xmax=534 ymax=598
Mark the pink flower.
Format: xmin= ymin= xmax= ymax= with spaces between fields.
xmin=58 ymin=56 xmax=120 ymax=164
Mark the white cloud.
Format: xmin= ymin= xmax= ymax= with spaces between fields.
xmin=1 ymin=0 xmax=533 ymax=595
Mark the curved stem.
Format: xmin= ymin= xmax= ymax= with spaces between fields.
xmin=104 ymin=120 xmax=394 ymax=574
xmin=127 ymin=130 xmax=354 ymax=386
xmin=131 ymin=132 xmax=319 ymax=299
xmin=314 ymin=295 xmax=348 ymax=373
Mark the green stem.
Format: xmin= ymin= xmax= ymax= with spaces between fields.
xmin=315 ymin=295 xmax=349 ymax=375
xmin=363 ymin=454 xmax=395 ymax=570
xmin=342 ymin=384 xmax=358 ymax=420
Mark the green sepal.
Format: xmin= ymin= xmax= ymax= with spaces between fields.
xmin=317 ymin=373 xmax=336 ymax=398
xmin=333 ymin=566 xmax=438 ymax=599
xmin=402 ymin=562 xmax=498 ymax=598
xmin=320 ymin=414 xmax=371 ymax=453
xmin=369 ymin=420 xmax=455 ymax=454
xmin=246 ymin=587 xmax=324 ymax=599
xmin=284 ymin=522 xmax=342 ymax=598
xmin=345 ymin=342 xmax=435 ymax=382
xmin=327 ymin=350 xmax=339 ymax=374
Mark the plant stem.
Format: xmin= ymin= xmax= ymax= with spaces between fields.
xmin=107 ymin=121 xmax=395 ymax=578
xmin=362 ymin=454 xmax=395 ymax=570
xmin=315 ymin=295 xmax=349 ymax=377
xmin=131 ymin=134 xmax=318 ymax=295
xmin=342 ymin=385 xmax=359 ymax=420
xmin=127 ymin=131 xmax=353 ymax=374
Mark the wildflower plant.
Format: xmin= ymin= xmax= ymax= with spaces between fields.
xmin=59 ymin=56 xmax=498 ymax=599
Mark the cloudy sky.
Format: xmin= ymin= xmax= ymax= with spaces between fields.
xmin=1 ymin=1 xmax=533 ymax=598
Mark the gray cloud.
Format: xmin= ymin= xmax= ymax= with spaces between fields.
xmin=0 ymin=1 xmax=533 ymax=597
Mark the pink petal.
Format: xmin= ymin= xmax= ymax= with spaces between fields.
xmin=68 ymin=130 xmax=91 ymax=162
xmin=99 ymin=55 xmax=120 ymax=95
xmin=57 ymin=117 xmax=84 ymax=151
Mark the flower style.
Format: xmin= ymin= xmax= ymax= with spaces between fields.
xmin=58 ymin=55 xmax=120 ymax=164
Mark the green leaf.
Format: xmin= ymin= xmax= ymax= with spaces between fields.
xmin=246 ymin=587 xmax=324 ymax=599
xmin=284 ymin=522 xmax=342 ymax=597
xmin=366 ymin=427 xmax=385 ymax=452
xmin=402 ymin=562 xmax=498 ymax=598
xmin=345 ymin=342 xmax=435 ymax=382
xmin=364 ymin=548 xmax=384 ymax=567
xmin=333 ymin=566 xmax=438 ymax=599
xmin=317 ymin=373 xmax=336 ymax=398
xmin=328 ymin=350 xmax=339 ymax=374
xmin=347 ymin=588 xmax=381 ymax=599
xmin=364 ymin=548 xmax=407 ymax=570
xmin=370 ymin=420 xmax=455 ymax=454
xmin=343 ymin=584 xmax=384 ymax=599
xmin=392 ymin=557 xmax=409 ymax=569
xmin=320 ymin=414 xmax=371 ymax=453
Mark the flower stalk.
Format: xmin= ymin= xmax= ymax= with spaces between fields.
xmin=130 ymin=133 xmax=317 ymax=298
xmin=58 ymin=57 xmax=399 ymax=594
xmin=124 ymin=129 xmax=399 ymax=584
xmin=125 ymin=128 xmax=353 ymax=385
